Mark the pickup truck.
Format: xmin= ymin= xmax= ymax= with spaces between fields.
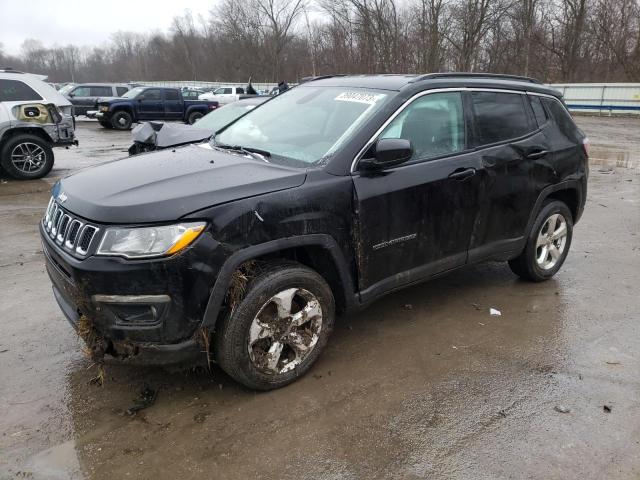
xmin=95 ymin=87 xmax=218 ymax=130
xmin=199 ymin=86 xmax=255 ymax=105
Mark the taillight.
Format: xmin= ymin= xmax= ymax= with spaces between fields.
xmin=582 ymin=137 xmax=590 ymax=157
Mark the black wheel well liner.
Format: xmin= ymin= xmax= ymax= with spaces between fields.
xmin=525 ymin=181 xmax=583 ymax=238
xmin=201 ymin=234 xmax=357 ymax=330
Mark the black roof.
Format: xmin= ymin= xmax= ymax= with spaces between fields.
xmin=304 ymin=73 xmax=561 ymax=97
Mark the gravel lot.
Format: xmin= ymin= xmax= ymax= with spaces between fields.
xmin=1 ymin=116 xmax=639 ymax=479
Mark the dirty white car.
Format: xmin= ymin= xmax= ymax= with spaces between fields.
xmin=0 ymin=69 xmax=76 ymax=179
xmin=198 ymin=86 xmax=247 ymax=105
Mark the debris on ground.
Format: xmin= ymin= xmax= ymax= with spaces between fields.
xmin=490 ymin=308 xmax=502 ymax=316
xmin=603 ymin=405 xmax=612 ymax=413
xmin=554 ymin=405 xmax=571 ymax=413
xmin=605 ymin=361 xmax=621 ymax=365
xmin=193 ymin=412 xmax=209 ymax=423
xmin=126 ymin=387 xmax=158 ymax=415
xmin=403 ymin=304 xmax=413 ymax=310
xmin=471 ymin=303 xmax=482 ymax=311
xmin=88 ymin=364 xmax=106 ymax=386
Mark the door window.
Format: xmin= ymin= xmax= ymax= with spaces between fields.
xmin=90 ymin=86 xmax=112 ymax=96
xmin=237 ymin=87 xmax=245 ymax=94
xmin=471 ymin=91 xmax=532 ymax=146
xmin=379 ymin=91 xmax=465 ymax=161
xmin=165 ymin=90 xmax=180 ymax=101
xmin=140 ymin=89 xmax=161 ymax=100
xmin=71 ymin=86 xmax=91 ymax=97
xmin=0 ymin=79 xmax=42 ymax=101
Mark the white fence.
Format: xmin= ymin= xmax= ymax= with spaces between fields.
xmin=133 ymin=80 xmax=640 ymax=115
xmin=549 ymin=83 xmax=640 ymax=115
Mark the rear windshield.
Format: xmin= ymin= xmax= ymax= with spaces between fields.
xmin=215 ymin=86 xmax=390 ymax=167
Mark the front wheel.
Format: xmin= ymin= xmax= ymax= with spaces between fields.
xmin=215 ymin=261 xmax=335 ymax=390
xmin=509 ymin=200 xmax=573 ymax=281
xmin=111 ymin=111 xmax=133 ymax=130
xmin=0 ymin=134 xmax=54 ymax=180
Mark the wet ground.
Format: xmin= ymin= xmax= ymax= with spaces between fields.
xmin=1 ymin=117 xmax=639 ymax=479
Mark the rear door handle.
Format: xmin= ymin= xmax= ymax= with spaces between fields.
xmin=449 ymin=167 xmax=476 ymax=180
xmin=526 ymin=150 xmax=549 ymax=160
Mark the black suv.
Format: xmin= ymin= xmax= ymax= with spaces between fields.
xmin=40 ymin=74 xmax=588 ymax=390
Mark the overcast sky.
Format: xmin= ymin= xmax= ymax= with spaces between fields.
xmin=0 ymin=0 xmax=215 ymax=56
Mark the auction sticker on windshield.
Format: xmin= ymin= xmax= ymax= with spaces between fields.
xmin=335 ymin=91 xmax=385 ymax=105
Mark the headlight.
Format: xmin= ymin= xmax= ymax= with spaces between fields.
xmin=97 ymin=222 xmax=206 ymax=259
xmin=99 ymin=106 xmax=109 ymax=112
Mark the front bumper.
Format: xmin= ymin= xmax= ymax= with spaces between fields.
xmin=40 ymin=220 xmax=220 ymax=365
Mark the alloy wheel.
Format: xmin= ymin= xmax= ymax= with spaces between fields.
xmin=535 ymin=213 xmax=568 ymax=270
xmin=11 ymin=142 xmax=46 ymax=174
xmin=247 ymin=288 xmax=323 ymax=375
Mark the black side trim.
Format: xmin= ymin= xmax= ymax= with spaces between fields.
xmin=200 ymin=234 xmax=357 ymax=328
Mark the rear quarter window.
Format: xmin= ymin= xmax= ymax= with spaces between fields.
xmin=116 ymin=86 xmax=129 ymax=96
xmin=529 ymin=96 xmax=548 ymax=127
xmin=0 ymin=79 xmax=43 ymax=101
xmin=542 ymin=98 xmax=582 ymax=142
xmin=471 ymin=91 xmax=533 ymax=146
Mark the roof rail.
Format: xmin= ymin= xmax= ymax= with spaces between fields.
xmin=299 ymin=74 xmax=347 ymax=84
xmin=410 ymin=72 xmax=542 ymax=84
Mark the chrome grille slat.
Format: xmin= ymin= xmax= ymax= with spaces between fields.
xmin=42 ymin=197 xmax=99 ymax=258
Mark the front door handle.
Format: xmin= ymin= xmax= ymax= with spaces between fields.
xmin=526 ymin=150 xmax=549 ymax=160
xmin=449 ymin=167 xmax=476 ymax=180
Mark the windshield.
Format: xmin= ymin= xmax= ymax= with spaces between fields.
xmin=122 ymin=87 xmax=145 ymax=99
xmin=199 ymin=102 xmax=261 ymax=132
xmin=213 ymin=87 xmax=227 ymax=94
xmin=215 ymin=86 xmax=389 ymax=166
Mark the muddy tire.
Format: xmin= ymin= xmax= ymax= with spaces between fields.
xmin=99 ymin=121 xmax=113 ymax=129
xmin=111 ymin=111 xmax=133 ymax=130
xmin=187 ymin=111 xmax=203 ymax=124
xmin=509 ymin=200 xmax=573 ymax=282
xmin=215 ymin=261 xmax=335 ymax=390
xmin=0 ymin=134 xmax=54 ymax=180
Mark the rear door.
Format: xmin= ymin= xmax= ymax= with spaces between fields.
xmin=467 ymin=90 xmax=552 ymax=261
xmin=164 ymin=89 xmax=183 ymax=120
xmin=137 ymin=89 xmax=164 ymax=119
xmin=352 ymin=91 xmax=483 ymax=299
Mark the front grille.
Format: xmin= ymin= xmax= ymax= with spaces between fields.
xmin=43 ymin=197 xmax=100 ymax=257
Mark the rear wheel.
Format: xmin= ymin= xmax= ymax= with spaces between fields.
xmin=509 ymin=200 xmax=573 ymax=281
xmin=215 ymin=261 xmax=335 ymax=390
xmin=0 ymin=134 xmax=54 ymax=180
xmin=187 ymin=111 xmax=203 ymax=124
xmin=111 ymin=111 xmax=133 ymax=130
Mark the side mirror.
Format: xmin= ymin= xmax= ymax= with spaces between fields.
xmin=359 ymin=138 xmax=413 ymax=171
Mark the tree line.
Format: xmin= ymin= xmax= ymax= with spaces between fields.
xmin=1 ymin=0 xmax=639 ymax=84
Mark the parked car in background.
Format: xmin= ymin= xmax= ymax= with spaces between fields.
xmin=63 ymin=83 xmax=131 ymax=116
xmin=0 ymin=69 xmax=76 ymax=180
xmin=95 ymin=87 xmax=219 ymax=130
xmin=199 ymin=86 xmax=250 ymax=105
xmin=128 ymin=96 xmax=269 ymax=155
xmin=40 ymin=73 xmax=587 ymax=390
xmin=181 ymin=88 xmax=208 ymax=100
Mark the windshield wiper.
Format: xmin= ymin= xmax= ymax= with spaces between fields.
xmin=213 ymin=143 xmax=271 ymax=162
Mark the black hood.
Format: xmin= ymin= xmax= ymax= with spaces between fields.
xmin=132 ymin=121 xmax=212 ymax=148
xmin=56 ymin=144 xmax=307 ymax=224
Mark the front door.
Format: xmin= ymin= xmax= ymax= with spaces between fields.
xmin=352 ymin=91 xmax=482 ymax=300
xmin=137 ymin=89 xmax=164 ymax=119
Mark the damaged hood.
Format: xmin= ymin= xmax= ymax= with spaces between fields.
xmin=132 ymin=121 xmax=212 ymax=148
xmin=56 ymin=144 xmax=307 ymax=224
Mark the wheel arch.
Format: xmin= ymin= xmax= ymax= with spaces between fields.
xmin=201 ymin=234 xmax=357 ymax=330
xmin=0 ymin=127 xmax=54 ymax=147
xmin=525 ymin=181 xmax=583 ymax=239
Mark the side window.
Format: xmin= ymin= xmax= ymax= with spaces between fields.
xmin=165 ymin=90 xmax=180 ymax=101
xmin=237 ymin=87 xmax=244 ymax=94
xmin=529 ymin=96 xmax=548 ymax=127
xmin=0 ymin=79 xmax=43 ymax=101
xmin=379 ymin=92 xmax=465 ymax=161
xmin=90 ymin=86 xmax=112 ymax=97
xmin=542 ymin=98 xmax=581 ymax=142
xmin=71 ymin=86 xmax=91 ymax=97
xmin=471 ymin=92 xmax=532 ymax=146
xmin=116 ymin=86 xmax=129 ymax=96
xmin=140 ymin=89 xmax=161 ymax=100
xmin=223 ymin=88 xmax=233 ymax=94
